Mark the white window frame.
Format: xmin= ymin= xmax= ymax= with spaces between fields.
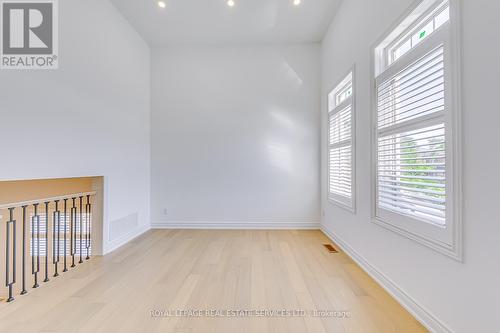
xmin=386 ymin=1 xmax=450 ymax=66
xmin=327 ymin=67 xmax=356 ymax=212
xmin=371 ymin=0 xmax=462 ymax=261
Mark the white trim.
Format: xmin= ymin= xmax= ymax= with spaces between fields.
xmin=327 ymin=65 xmax=357 ymax=212
xmin=370 ymin=0 xmax=463 ymax=261
xmin=371 ymin=217 xmax=458 ymax=260
xmin=376 ymin=27 xmax=447 ymax=85
xmin=103 ymin=224 xmax=150 ymax=255
xmin=374 ymin=0 xmax=447 ymax=76
xmin=320 ymin=225 xmax=454 ymax=333
xmin=151 ymin=221 xmax=320 ymax=230
xmin=386 ymin=0 xmax=450 ymax=68
xmin=328 ymin=197 xmax=355 ymax=213
xmin=447 ymin=0 xmax=463 ymax=263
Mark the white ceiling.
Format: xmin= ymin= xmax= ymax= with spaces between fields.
xmin=110 ymin=0 xmax=341 ymax=46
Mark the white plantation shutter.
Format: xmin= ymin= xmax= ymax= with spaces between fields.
xmin=330 ymin=145 xmax=352 ymax=198
xmin=377 ymin=46 xmax=445 ymax=130
xmin=377 ymin=124 xmax=446 ymax=225
xmin=376 ymin=32 xmax=448 ymax=226
xmin=330 ymin=105 xmax=352 ymax=143
xmin=30 ymin=213 xmax=91 ymax=256
xmin=372 ymin=0 xmax=462 ymax=259
xmin=328 ymin=72 xmax=354 ymax=209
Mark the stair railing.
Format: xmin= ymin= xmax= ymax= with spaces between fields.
xmin=0 ymin=191 xmax=95 ymax=302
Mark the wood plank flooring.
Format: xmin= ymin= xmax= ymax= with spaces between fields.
xmin=0 ymin=230 xmax=427 ymax=333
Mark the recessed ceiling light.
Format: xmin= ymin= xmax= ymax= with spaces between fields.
xmin=227 ymin=0 xmax=235 ymax=7
xmin=158 ymin=1 xmax=166 ymax=8
xmin=293 ymin=0 xmax=301 ymax=5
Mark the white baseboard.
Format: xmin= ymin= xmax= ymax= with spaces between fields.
xmin=320 ymin=225 xmax=453 ymax=333
xmin=104 ymin=224 xmax=151 ymax=255
xmin=151 ymin=221 xmax=320 ymax=230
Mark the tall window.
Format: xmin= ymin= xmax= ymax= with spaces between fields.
xmin=373 ymin=0 xmax=461 ymax=259
xmin=328 ymin=70 xmax=355 ymax=210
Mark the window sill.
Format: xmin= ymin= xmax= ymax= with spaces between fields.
xmin=328 ymin=196 xmax=356 ymax=214
xmin=371 ymin=216 xmax=462 ymax=262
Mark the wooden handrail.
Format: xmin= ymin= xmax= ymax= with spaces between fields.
xmin=0 ymin=191 xmax=97 ymax=210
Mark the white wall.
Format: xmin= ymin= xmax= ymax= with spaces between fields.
xmin=151 ymin=44 xmax=320 ymax=228
xmin=0 ymin=0 xmax=151 ymax=254
xmin=321 ymin=0 xmax=500 ymax=332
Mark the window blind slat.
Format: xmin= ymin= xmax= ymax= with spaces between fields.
xmin=379 ymin=46 xmax=444 ymax=91
xmin=379 ymin=188 xmax=445 ymax=204
xmin=378 ymin=51 xmax=444 ymax=99
xmin=376 ymin=45 xmax=446 ymax=226
xmin=328 ymin=73 xmax=354 ymax=207
xmin=329 ymin=145 xmax=352 ymax=199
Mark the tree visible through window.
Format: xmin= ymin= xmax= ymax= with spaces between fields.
xmin=372 ymin=0 xmax=462 ymax=259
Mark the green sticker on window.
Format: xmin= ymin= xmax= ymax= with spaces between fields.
xmin=419 ymin=31 xmax=426 ymax=39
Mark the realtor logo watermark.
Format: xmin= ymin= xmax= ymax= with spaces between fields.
xmin=1 ymin=0 xmax=58 ymax=69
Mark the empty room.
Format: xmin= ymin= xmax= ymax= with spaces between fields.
xmin=0 ymin=0 xmax=498 ymax=332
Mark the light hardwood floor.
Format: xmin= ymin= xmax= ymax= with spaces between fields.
xmin=0 ymin=230 xmax=427 ymax=333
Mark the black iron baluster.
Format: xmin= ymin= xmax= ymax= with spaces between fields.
xmin=43 ymin=202 xmax=50 ymax=283
xmin=21 ymin=205 xmax=28 ymax=295
xmin=32 ymin=203 xmax=40 ymax=288
xmin=85 ymin=195 xmax=91 ymax=260
xmin=5 ymin=208 xmax=16 ymax=302
xmin=79 ymin=196 xmax=83 ymax=264
xmin=63 ymin=199 xmax=68 ymax=272
xmin=53 ymin=200 xmax=60 ymax=277
xmin=71 ymin=198 xmax=76 ymax=268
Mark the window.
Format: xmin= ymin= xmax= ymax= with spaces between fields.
xmin=387 ymin=1 xmax=450 ymax=64
xmin=328 ymin=70 xmax=355 ymax=210
xmin=30 ymin=213 xmax=91 ymax=257
xmin=373 ymin=0 xmax=462 ymax=260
